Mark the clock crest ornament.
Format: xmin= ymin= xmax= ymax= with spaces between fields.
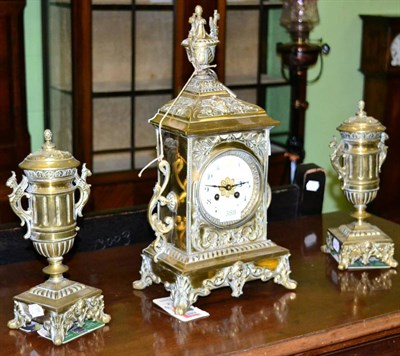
xmin=133 ymin=6 xmax=297 ymax=315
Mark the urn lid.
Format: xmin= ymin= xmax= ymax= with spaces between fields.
xmin=150 ymin=6 xmax=279 ymax=135
xmin=19 ymin=129 xmax=80 ymax=170
xmin=337 ymin=100 xmax=386 ymax=133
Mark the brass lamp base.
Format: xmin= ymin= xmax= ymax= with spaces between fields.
xmin=322 ymin=221 xmax=398 ymax=270
xmin=7 ymin=278 xmax=111 ymax=345
xmin=133 ymin=242 xmax=297 ymax=315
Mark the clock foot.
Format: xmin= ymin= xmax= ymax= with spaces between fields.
xmin=272 ymin=255 xmax=298 ymax=289
xmin=133 ymin=254 xmax=161 ymax=290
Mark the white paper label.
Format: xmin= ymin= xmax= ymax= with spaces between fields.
xmin=28 ymin=304 xmax=45 ymax=318
xmin=306 ymin=180 xmax=320 ymax=192
xmin=153 ymin=297 xmax=209 ymax=322
xmin=332 ymin=237 xmax=340 ymax=253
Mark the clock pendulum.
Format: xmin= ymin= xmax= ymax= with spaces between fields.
xmin=133 ymin=5 xmax=297 ymax=315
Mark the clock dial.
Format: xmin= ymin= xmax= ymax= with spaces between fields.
xmin=391 ymin=34 xmax=400 ymax=66
xmin=198 ymin=149 xmax=262 ymax=227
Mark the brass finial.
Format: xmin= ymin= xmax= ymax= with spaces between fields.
xmin=42 ymin=129 xmax=56 ymax=150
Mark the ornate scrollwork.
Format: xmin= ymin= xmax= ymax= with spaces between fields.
xmin=340 ymin=242 xmax=397 ymax=270
xmin=148 ymin=159 xmax=177 ymax=262
xmin=24 ymin=168 xmax=77 ymax=180
xmin=8 ymin=296 xmax=110 ymax=346
xmin=194 ymin=96 xmax=260 ymax=118
xmin=324 ymin=231 xmax=398 ymax=270
xmin=42 ymin=295 xmax=110 ymax=345
xmin=340 ymin=131 xmax=382 ymax=140
xmin=191 ymin=208 xmax=265 ymax=252
xmin=165 ymin=256 xmax=296 ymax=315
xmin=192 ymin=132 xmax=268 ymax=170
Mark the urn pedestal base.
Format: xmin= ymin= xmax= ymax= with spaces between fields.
xmin=7 ymin=278 xmax=111 ymax=345
xmin=322 ymin=221 xmax=398 ymax=270
xmin=133 ymin=242 xmax=297 ymax=315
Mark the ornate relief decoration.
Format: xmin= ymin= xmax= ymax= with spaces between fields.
xmin=162 ymin=256 xmax=296 ymax=315
xmin=192 ymin=132 xmax=268 ymax=169
xmin=160 ymin=94 xmax=261 ymax=121
xmin=24 ymin=168 xmax=77 ymax=180
xmin=190 ymin=206 xmax=265 ymax=252
xmin=8 ymin=295 xmax=110 ymax=346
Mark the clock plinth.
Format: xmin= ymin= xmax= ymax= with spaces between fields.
xmin=134 ymin=242 xmax=296 ymax=315
xmin=133 ymin=6 xmax=296 ymax=315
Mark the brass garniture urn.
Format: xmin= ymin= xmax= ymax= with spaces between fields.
xmin=322 ymin=101 xmax=398 ymax=270
xmin=6 ymin=130 xmax=110 ymax=345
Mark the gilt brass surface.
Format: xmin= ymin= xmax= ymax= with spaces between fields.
xmin=322 ymin=101 xmax=398 ymax=270
xmin=6 ymin=130 xmax=110 ymax=345
xmin=133 ymin=6 xmax=296 ymax=315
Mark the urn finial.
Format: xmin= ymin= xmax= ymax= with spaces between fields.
xmin=357 ymin=100 xmax=366 ymax=117
xmin=43 ymin=129 xmax=56 ymax=150
xmin=181 ymin=5 xmax=220 ymax=72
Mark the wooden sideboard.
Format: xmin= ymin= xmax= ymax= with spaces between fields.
xmin=0 ymin=211 xmax=399 ymax=354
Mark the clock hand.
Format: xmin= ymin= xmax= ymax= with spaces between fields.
xmin=230 ymin=181 xmax=249 ymax=188
xmin=205 ymin=184 xmax=224 ymax=188
xmin=206 ymin=181 xmax=249 ymax=190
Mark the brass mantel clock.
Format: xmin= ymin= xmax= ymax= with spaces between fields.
xmin=133 ymin=6 xmax=297 ymax=314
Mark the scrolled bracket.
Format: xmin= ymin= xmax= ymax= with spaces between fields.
xmin=148 ymin=159 xmax=175 ymax=262
xmin=6 ymin=172 xmax=32 ymax=239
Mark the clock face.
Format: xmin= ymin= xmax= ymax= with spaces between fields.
xmin=391 ymin=33 xmax=400 ymax=66
xmin=197 ymin=148 xmax=262 ymax=228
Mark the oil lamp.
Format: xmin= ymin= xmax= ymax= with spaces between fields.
xmin=322 ymin=101 xmax=398 ymax=270
xmin=6 ymin=129 xmax=110 ymax=345
xmin=277 ymin=0 xmax=329 ymax=163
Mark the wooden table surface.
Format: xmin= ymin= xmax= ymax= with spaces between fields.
xmin=1 ymin=212 xmax=399 ymax=355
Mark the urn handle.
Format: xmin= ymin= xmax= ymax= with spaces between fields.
xmin=377 ymin=132 xmax=388 ymax=172
xmin=74 ymin=163 xmax=92 ymax=219
xmin=330 ymin=137 xmax=347 ymax=180
xmin=6 ymin=172 xmax=32 ymax=239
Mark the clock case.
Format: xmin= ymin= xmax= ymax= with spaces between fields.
xmin=133 ymin=6 xmax=296 ymax=315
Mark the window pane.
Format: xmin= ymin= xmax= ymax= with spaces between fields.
xmin=93 ymin=97 xmax=131 ymax=151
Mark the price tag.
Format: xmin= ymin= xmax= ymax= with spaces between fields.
xmin=28 ymin=304 xmax=45 ymax=318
